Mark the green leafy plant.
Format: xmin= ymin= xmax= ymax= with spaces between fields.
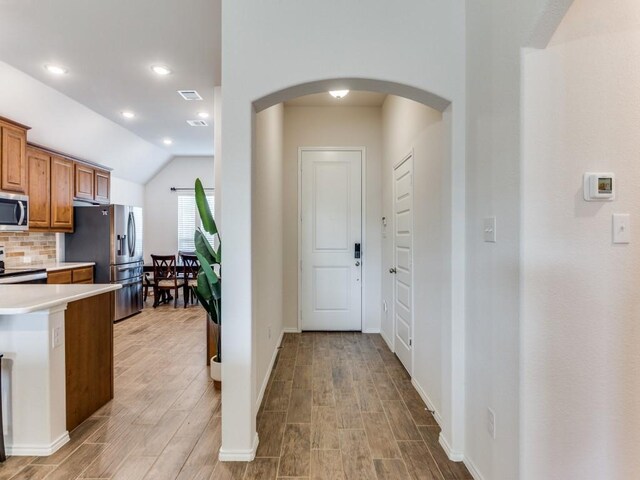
xmin=192 ymin=178 xmax=222 ymax=362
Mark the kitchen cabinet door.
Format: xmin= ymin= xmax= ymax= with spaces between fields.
xmin=47 ymin=269 xmax=72 ymax=284
xmin=94 ymin=169 xmax=110 ymax=203
xmin=74 ymin=162 xmax=94 ymax=201
xmin=27 ymin=147 xmax=51 ymax=229
xmin=72 ymin=266 xmax=94 ymax=284
xmin=51 ymin=155 xmax=74 ymax=232
xmin=1 ymin=125 xmax=27 ymax=193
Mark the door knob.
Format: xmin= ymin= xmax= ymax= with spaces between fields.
xmin=355 ymin=261 xmax=360 ymax=267
xmin=389 ymin=267 xmax=397 ymax=274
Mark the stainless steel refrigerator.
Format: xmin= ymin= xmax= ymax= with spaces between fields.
xmin=66 ymin=205 xmax=143 ymax=321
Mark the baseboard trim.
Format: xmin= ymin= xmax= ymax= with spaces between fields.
xmin=282 ymin=327 xmax=301 ymax=333
xmin=7 ymin=431 xmax=70 ymax=456
xmin=438 ymin=432 xmax=464 ymax=462
xmin=255 ymin=330 xmax=285 ymax=411
xmin=362 ymin=328 xmax=380 ymax=334
xmin=410 ymin=378 xmax=442 ymax=427
xmin=379 ymin=328 xmax=393 ymax=351
xmin=218 ymin=433 xmax=259 ymax=462
xmin=463 ymin=456 xmax=486 ymax=480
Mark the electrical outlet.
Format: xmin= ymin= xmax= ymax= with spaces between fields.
xmin=52 ymin=326 xmax=62 ymax=349
xmin=487 ymin=408 xmax=496 ymax=439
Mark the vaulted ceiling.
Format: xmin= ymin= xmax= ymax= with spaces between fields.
xmin=0 ymin=0 xmax=220 ymax=157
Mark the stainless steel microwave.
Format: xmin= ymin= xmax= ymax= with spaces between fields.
xmin=0 ymin=192 xmax=29 ymax=231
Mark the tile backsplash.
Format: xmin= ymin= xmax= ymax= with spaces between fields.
xmin=0 ymin=232 xmax=57 ymax=267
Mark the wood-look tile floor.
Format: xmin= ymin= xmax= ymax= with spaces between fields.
xmin=0 ymin=306 xmax=472 ymax=480
xmin=256 ymin=332 xmax=473 ymax=480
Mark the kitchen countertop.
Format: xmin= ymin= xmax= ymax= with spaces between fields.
xmin=0 ymin=283 xmax=121 ymax=315
xmin=33 ymin=261 xmax=96 ymax=272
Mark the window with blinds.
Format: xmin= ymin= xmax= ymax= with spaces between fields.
xmin=177 ymin=195 xmax=215 ymax=253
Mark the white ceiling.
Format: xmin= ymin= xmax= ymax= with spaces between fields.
xmin=285 ymin=91 xmax=387 ymax=107
xmin=0 ymin=0 xmax=220 ymax=157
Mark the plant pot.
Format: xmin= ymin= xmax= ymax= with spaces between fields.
xmin=210 ymin=356 xmax=221 ymax=389
xmin=206 ymin=315 xmax=219 ymax=365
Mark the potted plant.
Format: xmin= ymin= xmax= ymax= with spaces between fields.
xmin=192 ymin=178 xmax=222 ymax=388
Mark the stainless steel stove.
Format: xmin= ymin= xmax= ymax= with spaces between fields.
xmin=0 ymin=267 xmax=47 ymax=284
xmin=0 ymin=246 xmax=47 ymax=284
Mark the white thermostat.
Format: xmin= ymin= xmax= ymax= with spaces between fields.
xmin=583 ymin=173 xmax=615 ymax=201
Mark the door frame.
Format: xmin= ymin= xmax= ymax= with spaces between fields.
xmin=392 ymin=150 xmax=415 ymax=375
xmin=297 ymin=146 xmax=367 ymax=332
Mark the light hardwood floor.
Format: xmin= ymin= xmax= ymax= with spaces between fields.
xmin=0 ymin=306 xmax=471 ymax=480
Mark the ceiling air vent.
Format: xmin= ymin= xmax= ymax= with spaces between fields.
xmin=187 ymin=119 xmax=209 ymax=127
xmin=178 ymin=90 xmax=203 ymax=101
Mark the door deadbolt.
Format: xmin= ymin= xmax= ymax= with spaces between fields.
xmin=355 ymin=261 xmax=360 ymax=267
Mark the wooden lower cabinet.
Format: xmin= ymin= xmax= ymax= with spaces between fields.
xmin=47 ymin=266 xmax=94 ymax=284
xmin=47 ymin=269 xmax=72 ymax=284
xmin=65 ymin=292 xmax=114 ymax=430
xmin=72 ymin=266 xmax=94 ymax=283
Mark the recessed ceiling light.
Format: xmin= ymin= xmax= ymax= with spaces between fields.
xmin=197 ymin=112 xmax=210 ymax=119
xmin=44 ymin=64 xmax=68 ymax=75
xmin=162 ymin=138 xmax=173 ymax=145
xmin=151 ymin=65 xmax=172 ymax=76
xmin=121 ymin=111 xmax=135 ymax=119
xmin=329 ymin=90 xmax=349 ymax=99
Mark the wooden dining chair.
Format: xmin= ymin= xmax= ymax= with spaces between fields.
xmin=151 ymin=254 xmax=184 ymax=308
xmin=180 ymin=253 xmax=200 ymax=308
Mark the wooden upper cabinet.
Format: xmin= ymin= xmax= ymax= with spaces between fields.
xmin=74 ymin=162 xmax=94 ymax=201
xmin=94 ymin=169 xmax=110 ymax=203
xmin=26 ymin=147 xmax=51 ymax=229
xmin=51 ymin=155 xmax=74 ymax=232
xmin=1 ymin=124 xmax=28 ymax=193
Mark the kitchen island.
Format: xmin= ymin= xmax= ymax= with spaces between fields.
xmin=0 ymin=284 xmax=121 ymax=456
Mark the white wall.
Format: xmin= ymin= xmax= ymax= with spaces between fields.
xmin=282 ymin=105 xmax=383 ymax=333
xmin=220 ymin=0 xmax=466 ymax=458
xmin=0 ymin=61 xmax=170 ymax=184
xmin=110 ymin=176 xmax=144 ymax=207
xmin=214 ymin=86 xmax=222 ymax=225
xmin=143 ymin=156 xmax=214 ymax=263
xmin=522 ymin=0 xmax=640 ymax=478
xmin=253 ymin=104 xmax=285 ymax=410
xmin=465 ymin=0 xmax=563 ymax=478
xmin=381 ymin=95 xmax=447 ymax=421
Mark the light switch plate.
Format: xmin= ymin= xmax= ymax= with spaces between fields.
xmin=483 ymin=217 xmax=497 ymax=243
xmin=613 ymin=214 xmax=630 ymax=244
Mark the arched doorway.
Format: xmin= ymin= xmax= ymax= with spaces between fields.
xmin=218 ymin=78 xmax=466 ymax=466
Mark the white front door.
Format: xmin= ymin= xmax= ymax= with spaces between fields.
xmin=300 ymin=149 xmax=362 ymax=331
xmin=393 ymin=154 xmax=413 ymax=372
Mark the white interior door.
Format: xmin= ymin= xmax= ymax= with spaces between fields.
xmin=300 ymin=149 xmax=362 ymax=331
xmin=393 ymin=154 xmax=413 ymax=372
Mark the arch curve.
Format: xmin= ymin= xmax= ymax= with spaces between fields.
xmin=253 ymin=77 xmax=451 ymax=113
xmin=525 ymin=0 xmax=574 ymax=48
